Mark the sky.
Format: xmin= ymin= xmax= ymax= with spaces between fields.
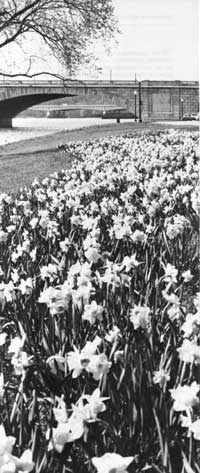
xmin=102 ymin=0 xmax=199 ymax=81
xmin=1 ymin=0 xmax=199 ymax=81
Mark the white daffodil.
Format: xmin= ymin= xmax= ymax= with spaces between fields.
xmin=48 ymin=417 xmax=84 ymax=453
xmin=11 ymin=351 xmax=32 ymax=376
xmin=85 ymin=246 xmax=101 ymax=264
xmin=8 ymin=336 xmax=25 ymax=355
xmin=181 ymin=312 xmax=200 ymax=338
xmin=177 ymin=339 xmax=200 ymax=364
xmin=92 ymin=452 xmax=134 ymax=473
xmin=170 ymin=382 xmax=200 ymax=411
xmin=0 ymin=332 xmax=7 ymax=346
xmin=0 ymin=372 xmax=4 ymax=398
xmin=18 ymin=278 xmax=34 ymax=296
xmin=182 ymin=270 xmax=193 ymax=283
xmin=12 ymin=449 xmax=34 ymax=473
xmin=11 ymin=269 xmax=20 ymax=284
xmin=189 ymin=418 xmax=200 ymax=440
xmin=130 ymin=305 xmax=151 ymax=332
xmin=87 ymin=353 xmax=112 ymax=381
xmin=82 ymin=300 xmax=103 ymax=325
xmin=0 ymin=281 xmax=15 ymax=304
xmin=153 ymin=369 xmax=170 ymax=389
xmin=67 ymin=336 xmax=102 ymax=378
xmin=67 ymin=347 xmax=85 ymax=378
xmin=162 ymin=263 xmax=178 ymax=284
xmin=73 ymin=388 xmax=109 ymax=422
xmin=0 ymin=424 xmax=16 ymax=455
xmin=122 ymin=253 xmax=141 ymax=272
xmin=105 ymin=326 xmax=121 ymax=343
xmin=53 ymin=396 xmax=68 ymax=424
xmin=40 ymin=264 xmax=58 ymax=282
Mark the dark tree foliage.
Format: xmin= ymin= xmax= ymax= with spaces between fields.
xmin=0 ymin=0 xmax=117 ymax=76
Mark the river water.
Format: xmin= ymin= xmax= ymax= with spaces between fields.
xmin=0 ymin=117 xmax=127 ymax=146
xmin=1 ymin=117 xmax=196 ymax=147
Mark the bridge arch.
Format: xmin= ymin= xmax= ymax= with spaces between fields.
xmin=0 ymin=94 xmax=70 ymax=127
xmin=0 ymin=81 xmax=135 ymax=127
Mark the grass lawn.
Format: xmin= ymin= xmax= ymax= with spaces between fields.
xmin=0 ymin=120 xmax=198 ymax=194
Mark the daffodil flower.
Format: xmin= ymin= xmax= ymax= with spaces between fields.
xmin=170 ymin=381 xmax=200 ymax=411
xmin=0 ymin=424 xmax=16 ymax=455
xmin=189 ymin=419 xmax=200 ymax=440
xmin=11 ymin=449 xmax=34 ymax=473
xmin=48 ymin=417 xmax=84 ymax=453
xmin=72 ymin=388 xmax=109 ymax=422
xmin=92 ymin=452 xmax=134 ymax=473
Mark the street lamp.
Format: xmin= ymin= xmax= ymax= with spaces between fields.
xmin=134 ymin=90 xmax=137 ymax=121
xmin=180 ymin=98 xmax=184 ymax=120
xmin=134 ymin=73 xmax=142 ymax=122
xmin=138 ymin=81 xmax=142 ymax=122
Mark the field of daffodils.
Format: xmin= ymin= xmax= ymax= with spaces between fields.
xmin=0 ymin=129 xmax=199 ymax=473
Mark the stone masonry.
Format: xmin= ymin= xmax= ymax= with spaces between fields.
xmin=0 ymin=80 xmax=199 ymax=126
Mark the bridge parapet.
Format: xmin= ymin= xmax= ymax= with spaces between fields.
xmin=0 ymin=80 xmax=198 ymax=127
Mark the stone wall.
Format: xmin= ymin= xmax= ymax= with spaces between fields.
xmin=140 ymin=81 xmax=199 ymax=121
xmin=50 ymin=81 xmax=199 ymax=121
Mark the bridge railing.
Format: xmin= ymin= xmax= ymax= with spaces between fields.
xmin=0 ymin=80 xmax=198 ymax=88
xmin=0 ymin=79 xmax=140 ymax=87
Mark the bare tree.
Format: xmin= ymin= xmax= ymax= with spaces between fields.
xmin=0 ymin=0 xmax=117 ymax=78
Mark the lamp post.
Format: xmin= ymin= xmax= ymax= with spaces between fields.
xmin=135 ymin=74 xmax=142 ymax=122
xmin=180 ymin=98 xmax=184 ymax=120
xmin=134 ymin=90 xmax=137 ymax=121
xmin=138 ymin=81 xmax=142 ymax=122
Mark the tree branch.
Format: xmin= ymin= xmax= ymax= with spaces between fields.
xmin=0 ymin=0 xmax=118 ymax=77
xmin=0 ymin=0 xmax=43 ymax=32
xmin=0 ymin=69 xmax=85 ymax=86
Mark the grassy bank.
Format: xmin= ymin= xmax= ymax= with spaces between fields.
xmin=0 ymin=121 xmax=198 ymax=194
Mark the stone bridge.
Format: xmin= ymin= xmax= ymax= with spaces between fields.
xmin=0 ymin=79 xmax=198 ymax=127
xmin=0 ymin=80 xmax=139 ymax=127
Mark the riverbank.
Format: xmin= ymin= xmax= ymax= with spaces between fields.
xmin=0 ymin=120 xmax=198 ymax=194
xmin=0 ymin=117 xmax=114 ymax=147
